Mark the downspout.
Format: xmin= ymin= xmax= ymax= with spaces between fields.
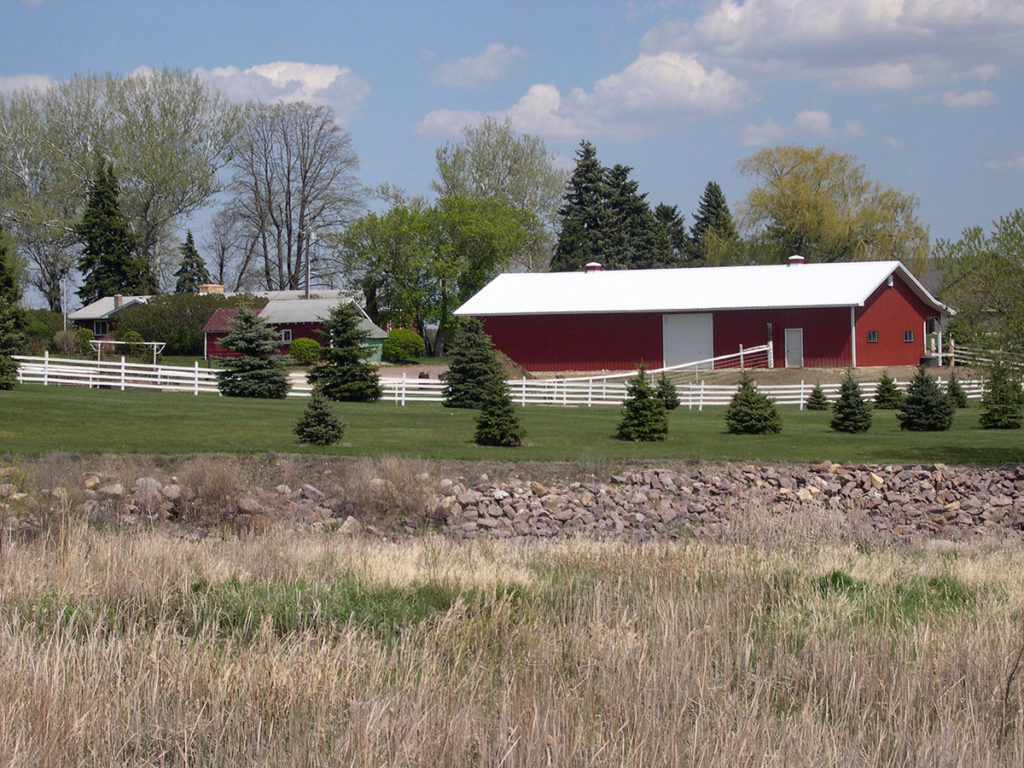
xmin=850 ymin=306 xmax=857 ymax=367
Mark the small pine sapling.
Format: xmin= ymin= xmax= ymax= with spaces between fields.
xmin=443 ymin=318 xmax=503 ymax=409
xmin=805 ymin=382 xmax=830 ymax=411
xmin=216 ymin=307 xmax=290 ymax=399
xmin=307 ymin=301 xmax=382 ymax=402
xmin=946 ymin=370 xmax=968 ymax=408
xmin=655 ymin=373 xmax=680 ymax=410
xmin=874 ymin=371 xmax=904 ymax=409
xmin=830 ymin=371 xmax=872 ymax=433
xmin=617 ymin=365 xmax=668 ymax=441
xmin=295 ymin=389 xmax=345 ymax=446
xmin=896 ymin=365 xmax=953 ymax=431
xmin=979 ymin=362 xmax=1024 ymax=429
xmin=725 ymin=373 xmax=782 ymax=434
xmin=474 ymin=374 xmax=525 ymax=447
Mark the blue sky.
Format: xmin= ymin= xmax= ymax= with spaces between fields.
xmin=3 ymin=0 xmax=1023 ymax=248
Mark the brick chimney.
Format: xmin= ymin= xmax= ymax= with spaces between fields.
xmin=114 ymin=293 xmax=123 ymax=308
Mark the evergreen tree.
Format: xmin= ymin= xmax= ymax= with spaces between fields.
xmin=173 ymin=231 xmax=210 ymax=294
xmin=979 ymin=362 xmax=1024 ymax=429
xmin=443 ymin=318 xmax=503 ymax=408
xmin=654 ymin=203 xmax=691 ymax=266
xmin=830 ymin=371 xmax=872 ymax=433
xmin=874 ymin=371 xmax=904 ymax=409
xmin=655 ymin=372 xmax=680 ymax=410
xmin=896 ymin=365 xmax=953 ymax=431
xmin=76 ymin=162 xmax=156 ymax=305
xmin=617 ymin=365 xmax=668 ymax=441
xmin=474 ymin=374 xmax=524 ymax=447
xmin=946 ymin=370 xmax=968 ymax=408
xmin=307 ymin=302 xmax=382 ymax=402
xmin=0 ymin=227 xmax=27 ymax=390
xmin=805 ymin=382 xmax=830 ymax=411
xmin=725 ymin=373 xmax=782 ymax=434
xmin=602 ymin=164 xmax=673 ymax=269
xmin=551 ymin=140 xmax=608 ymax=272
xmin=295 ymin=388 xmax=345 ymax=445
xmin=216 ymin=307 xmax=290 ymax=399
xmin=690 ymin=181 xmax=738 ymax=265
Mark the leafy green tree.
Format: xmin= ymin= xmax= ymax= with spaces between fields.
xmin=76 ymin=161 xmax=156 ymax=305
xmin=725 ymin=373 xmax=782 ymax=434
xmin=474 ymin=374 xmax=524 ymax=447
xmin=433 ymin=116 xmax=565 ymax=272
xmin=896 ymin=365 xmax=953 ymax=431
xmin=116 ymin=293 xmax=264 ymax=356
xmin=551 ymin=140 xmax=608 ymax=272
xmin=689 ymin=181 xmax=737 ymax=266
xmin=216 ymin=307 xmax=290 ymax=399
xmin=443 ymin=318 xmax=503 ymax=409
xmin=307 ymin=302 xmax=382 ymax=402
xmin=934 ymin=209 xmax=1024 ymax=354
xmin=738 ymin=145 xmax=929 ymax=273
xmin=0 ymin=227 xmax=27 ymax=389
xmin=655 ymin=373 xmax=680 ymax=410
xmin=874 ymin=371 xmax=904 ymax=409
xmin=946 ymin=370 xmax=968 ymax=409
xmin=979 ymin=362 xmax=1024 ymax=429
xmin=805 ymin=382 xmax=830 ymax=411
xmin=173 ymin=231 xmax=210 ymax=294
xmin=617 ymin=366 xmax=668 ymax=441
xmin=295 ymin=389 xmax=345 ymax=445
xmin=830 ymin=371 xmax=872 ymax=433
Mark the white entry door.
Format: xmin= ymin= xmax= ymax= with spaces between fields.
xmin=663 ymin=313 xmax=713 ymax=368
xmin=785 ymin=328 xmax=804 ymax=368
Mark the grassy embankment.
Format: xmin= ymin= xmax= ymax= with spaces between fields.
xmin=2 ymin=384 xmax=1024 ymax=464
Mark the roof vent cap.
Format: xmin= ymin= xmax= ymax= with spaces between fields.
xmin=787 ymin=254 xmax=805 ymax=266
xmin=585 ymin=262 xmax=603 ymax=273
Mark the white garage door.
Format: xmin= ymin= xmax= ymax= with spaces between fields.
xmin=663 ymin=313 xmax=713 ymax=369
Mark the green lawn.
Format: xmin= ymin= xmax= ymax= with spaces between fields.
xmin=1 ymin=383 xmax=1021 ymax=464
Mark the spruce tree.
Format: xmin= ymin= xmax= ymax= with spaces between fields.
xmin=874 ymin=371 xmax=904 ymax=409
xmin=979 ymin=362 xmax=1024 ymax=429
xmin=76 ymin=162 xmax=156 ymax=305
xmin=805 ymin=382 xmax=830 ymax=411
xmin=551 ymin=140 xmax=608 ymax=272
xmin=725 ymin=373 xmax=782 ymax=434
xmin=654 ymin=203 xmax=691 ymax=266
xmin=307 ymin=302 xmax=382 ymax=402
xmin=295 ymin=388 xmax=345 ymax=445
xmin=474 ymin=374 xmax=524 ymax=447
xmin=655 ymin=372 xmax=680 ymax=410
xmin=443 ymin=318 xmax=503 ymax=408
xmin=173 ymin=231 xmax=210 ymax=294
xmin=217 ymin=307 xmax=290 ymax=398
xmin=0 ymin=228 xmax=27 ymax=390
xmin=690 ymin=181 xmax=738 ymax=264
xmin=896 ymin=365 xmax=953 ymax=431
xmin=617 ymin=365 xmax=668 ymax=441
xmin=603 ymin=164 xmax=674 ymax=269
xmin=830 ymin=371 xmax=872 ymax=433
xmin=946 ymin=370 xmax=968 ymax=408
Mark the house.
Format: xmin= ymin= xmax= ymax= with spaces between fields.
xmin=203 ymin=295 xmax=386 ymax=361
xmin=68 ymin=294 xmax=150 ymax=338
xmin=453 ymin=258 xmax=952 ymax=372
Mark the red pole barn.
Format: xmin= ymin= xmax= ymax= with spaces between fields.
xmin=454 ymin=259 xmax=951 ymax=372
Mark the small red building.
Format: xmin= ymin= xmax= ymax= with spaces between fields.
xmin=454 ymin=259 xmax=951 ymax=372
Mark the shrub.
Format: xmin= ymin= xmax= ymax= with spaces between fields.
xmin=307 ymin=302 xmax=382 ymax=402
xmin=874 ymin=371 xmax=904 ymax=409
xmin=382 ymin=328 xmax=423 ymax=362
xmin=805 ymin=383 xmax=830 ymax=411
xmin=295 ymin=389 xmax=345 ymax=445
xmin=216 ymin=308 xmax=290 ymax=399
xmin=725 ymin=373 xmax=782 ymax=434
xmin=115 ymin=293 xmax=266 ymax=356
xmin=655 ymin=373 xmax=680 ymax=410
xmin=946 ymin=370 xmax=968 ymax=408
xmin=24 ymin=309 xmax=62 ymax=353
xmin=979 ymin=362 xmax=1024 ymax=429
xmin=443 ymin=318 xmax=503 ymax=409
xmin=74 ymin=327 xmax=94 ymax=356
xmin=289 ymin=337 xmax=321 ymax=365
xmin=617 ymin=365 xmax=668 ymax=441
xmin=830 ymin=371 xmax=872 ymax=433
xmin=52 ymin=330 xmax=76 ymax=355
xmin=474 ymin=375 xmax=524 ymax=447
xmin=118 ymin=329 xmax=145 ymax=358
xmin=896 ymin=365 xmax=953 ymax=431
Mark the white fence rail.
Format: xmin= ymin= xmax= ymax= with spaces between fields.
xmin=16 ymin=354 xmax=988 ymax=409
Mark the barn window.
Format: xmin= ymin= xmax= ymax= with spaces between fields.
xmin=280 ymin=329 xmax=292 ymax=343
xmin=866 ymin=330 xmax=878 ymax=343
xmin=903 ymin=330 xmax=914 ymax=343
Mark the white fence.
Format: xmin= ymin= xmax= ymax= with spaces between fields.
xmin=15 ymin=354 xmax=987 ymax=409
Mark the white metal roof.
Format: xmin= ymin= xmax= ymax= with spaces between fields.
xmin=257 ymin=297 xmax=387 ymax=338
xmin=455 ymin=261 xmax=949 ymax=317
xmin=68 ymin=295 xmax=150 ymax=320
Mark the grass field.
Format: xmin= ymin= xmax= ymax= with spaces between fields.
xmin=1 ymin=527 xmax=1022 ymax=766
xmin=2 ymin=383 xmax=1023 ymax=464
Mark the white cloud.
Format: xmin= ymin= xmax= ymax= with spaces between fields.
xmin=419 ymin=52 xmax=751 ymax=140
xmin=793 ymin=109 xmax=833 ymax=136
xmin=740 ymin=109 xmax=861 ymax=145
xmin=431 ymin=43 xmax=528 ymax=88
xmin=0 ymin=73 xmax=55 ymax=94
xmin=943 ymin=89 xmax=997 ymax=107
xmin=985 ymin=154 xmax=1024 ymax=170
xmin=739 ymin=118 xmax=785 ymax=146
xmin=886 ymin=137 xmax=905 ymax=149
xmin=196 ymin=61 xmax=370 ymax=123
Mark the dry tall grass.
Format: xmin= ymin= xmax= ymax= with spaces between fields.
xmin=0 ymin=522 xmax=1022 ymax=767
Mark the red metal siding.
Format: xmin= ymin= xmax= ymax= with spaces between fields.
xmin=713 ymin=307 xmax=852 ymax=368
xmin=855 ymin=277 xmax=933 ymax=367
xmin=206 ymin=322 xmax=324 ymax=359
xmin=480 ymin=313 xmax=663 ymax=371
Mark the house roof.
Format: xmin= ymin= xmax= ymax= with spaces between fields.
xmin=455 ymin=261 xmax=951 ymax=317
xmin=68 ymin=295 xmax=150 ymax=321
xmin=201 ymin=300 xmax=387 ymax=339
xmin=203 ymin=307 xmax=240 ymax=333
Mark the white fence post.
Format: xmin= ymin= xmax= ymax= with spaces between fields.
xmin=43 ymin=350 xmax=49 ymax=387
xmin=194 ymin=361 xmax=200 ymax=396
xmin=120 ymin=356 xmax=126 ymax=391
xmin=699 ymin=380 xmax=705 ymax=412
xmin=520 ymin=377 xmax=526 ymax=407
xmin=739 ymin=344 xmax=745 ymax=370
xmin=401 ymin=373 xmax=407 ymax=407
